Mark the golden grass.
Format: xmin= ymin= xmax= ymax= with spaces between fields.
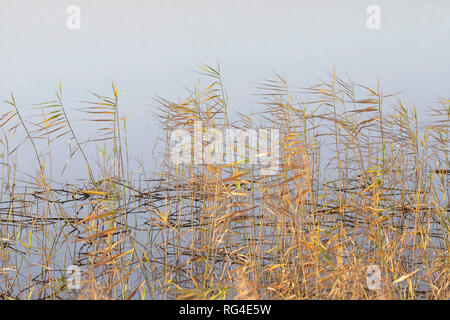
xmin=0 ymin=66 xmax=448 ymax=300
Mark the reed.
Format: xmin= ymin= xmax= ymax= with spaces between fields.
xmin=0 ymin=66 xmax=448 ymax=300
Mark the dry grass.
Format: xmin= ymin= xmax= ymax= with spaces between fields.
xmin=0 ymin=66 xmax=448 ymax=300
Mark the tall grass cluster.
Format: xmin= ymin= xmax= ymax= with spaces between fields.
xmin=0 ymin=66 xmax=448 ymax=299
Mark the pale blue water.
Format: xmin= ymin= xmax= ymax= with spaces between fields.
xmin=1 ymin=1 xmax=449 ymax=181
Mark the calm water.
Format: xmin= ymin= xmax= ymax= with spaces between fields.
xmin=1 ymin=0 xmax=449 ymax=180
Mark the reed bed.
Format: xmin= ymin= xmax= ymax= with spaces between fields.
xmin=0 ymin=66 xmax=448 ymax=300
